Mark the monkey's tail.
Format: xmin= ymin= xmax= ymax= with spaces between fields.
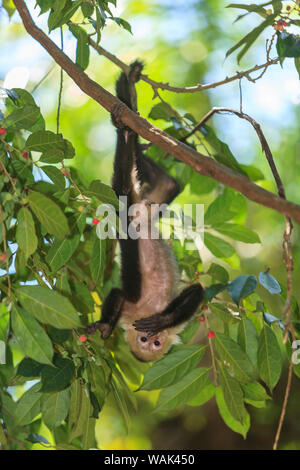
xmin=116 ymin=60 xmax=143 ymax=110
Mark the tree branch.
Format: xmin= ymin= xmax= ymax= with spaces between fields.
xmin=13 ymin=0 xmax=300 ymax=225
xmin=89 ymin=39 xmax=279 ymax=94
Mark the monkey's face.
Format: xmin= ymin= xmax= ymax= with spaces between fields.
xmin=126 ymin=327 xmax=172 ymax=362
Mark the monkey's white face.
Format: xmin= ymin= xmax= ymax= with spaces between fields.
xmin=137 ymin=332 xmax=163 ymax=353
xmin=123 ymin=322 xmax=180 ymax=362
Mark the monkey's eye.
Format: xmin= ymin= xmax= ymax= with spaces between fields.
xmin=154 ymin=340 xmax=160 ymax=347
xmin=141 ymin=336 xmax=148 ymax=342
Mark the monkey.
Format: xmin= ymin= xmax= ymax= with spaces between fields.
xmin=86 ymin=61 xmax=204 ymax=362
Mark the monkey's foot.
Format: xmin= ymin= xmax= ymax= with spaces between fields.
xmin=111 ymin=103 xmax=129 ymax=129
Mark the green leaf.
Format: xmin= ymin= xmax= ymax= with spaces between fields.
xmin=179 ymin=318 xmax=199 ymax=343
xmin=258 ymin=271 xmax=281 ymax=294
xmin=207 ymin=263 xmax=229 ymax=283
xmin=4 ymin=104 xmax=40 ymax=130
xmin=41 ymin=388 xmax=71 ymax=429
xmin=190 ymin=172 xmax=216 ymax=195
xmin=187 ymin=382 xmax=215 ymax=406
xmin=240 ymin=164 xmax=265 ymax=181
xmin=90 ymin=237 xmax=106 ymax=284
xmin=201 ymin=124 xmax=244 ymax=174
xmin=16 ymin=285 xmax=81 ymax=329
xmin=46 ymin=211 xmax=85 ymax=272
xmin=155 ymin=367 xmax=210 ymax=412
xmin=11 ymin=306 xmax=53 ymax=365
xmin=205 ymin=189 xmax=242 ymax=225
xmin=48 ymin=0 xmax=82 ymax=32
xmin=69 ymin=24 xmax=90 ymax=70
xmin=41 ymin=356 xmax=75 ymax=392
xmin=111 ymin=376 xmax=130 ymax=433
xmin=81 ymin=2 xmax=94 ymax=17
xmin=227 ymin=3 xmax=268 ymax=18
xmin=215 ymin=386 xmax=250 ymax=438
xmin=26 ymin=130 xmax=74 ymax=160
xmin=2 ymin=0 xmax=16 ymax=17
xmin=226 ymin=14 xmax=276 ymax=63
xmin=148 ymin=103 xmax=173 ymax=121
xmin=241 ymin=381 xmax=271 ymax=402
xmin=16 ymin=207 xmax=38 ymax=260
xmin=257 ymin=323 xmax=282 ymax=391
xmin=16 ymin=358 xmax=44 ymax=378
xmin=205 ymin=233 xmax=235 ymax=259
xmin=214 ymin=224 xmax=260 ymax=244
xmin=68 ymin=380 xmax=96 ymax=447
xmin=238 ymin=317 xmax=258 ymax=367
xmin=228 ymin=275 xmax=257 ymax=304
xmin=205 ymin=283 xmax=228 ymax=301
xmin=140 ymin=345 xmax=206 ymax=391
xmin=214 ymin=332 xmax=255 ymax=383
xmin=111 ymin=17 xmax=132 ymax=34
xmin=276 ymin=31 xmax=300 ymax=61
xmin=15 ymin=383 xmax=42 ymax=426
xmin=28 ymin=191 xmax=69 ymax=239
xmin=218 ymin=363 xmax=246 ymax=422
xmin=46 ymin=234 xmax=80 ymax=273
xmin=42 ymin=166 xmax=65 ymax=190
xmin=36 ymin=0 xmax=55 ymax=14
xmin=68 ymin=379 xmax=84 ymax=433
xmin=84 ymin=180 xmax=119 ymax=207
xmin=210 ymin=302 xmax=237 ymax=324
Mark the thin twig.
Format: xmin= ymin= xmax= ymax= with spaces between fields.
xmin=273 ymin=352 xmax=294 ymax=450
xmin=56 ymin=27 xmax=64 ymax=134
xmin=30 ymin=63 xmax=56 ymax=94
xmin=89 ymin=39 xmax=279 ymax=94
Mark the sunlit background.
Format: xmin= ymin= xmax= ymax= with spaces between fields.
xmin=1 ymin=0 xmax=300 ymax=450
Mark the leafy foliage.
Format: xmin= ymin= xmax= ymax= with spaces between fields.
xmin=0 ymin=0 xmax=299 ymax=452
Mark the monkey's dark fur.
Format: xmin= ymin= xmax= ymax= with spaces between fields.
xmin=87 ymin=61 xmax=204 ymax=362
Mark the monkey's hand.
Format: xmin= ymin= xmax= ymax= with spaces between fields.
xmin=86 ymin=321 xmax=112 ymax=339
xmin=133 ymin=313 xmax=171 ymax=336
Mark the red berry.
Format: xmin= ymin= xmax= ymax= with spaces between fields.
xmin=23 ymin=151 xmax=29 ymax=159
xmin=198 ymin=316 xmax=205 ymax=322
xmin=208 ymin=331 xmax=215 ymax=339
xmin=0 ymin=253 xmax=7 ymax=261
xmin=92 ymin=218 xmax=99 ymax=226
xmin=79 ymin=335 xmax=87 ymax=343
xmin=0 ymin=128 xmax=7 ymax=135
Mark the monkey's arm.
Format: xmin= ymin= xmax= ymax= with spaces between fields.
xmin=133 ymin=283 xmax=204 ymax=336
xmin=86 ymin=288 xmax=125 ymax=339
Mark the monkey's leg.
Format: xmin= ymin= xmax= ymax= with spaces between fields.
xmin=111 ymin=122 xmax=139 ymax=201
xmin=111 ymin=105 xmax=142 ymax=303
xmin=86 ymin=288 xmax=125 ymax=339
xmin=133 ymin=283 xmax=204 ymax=335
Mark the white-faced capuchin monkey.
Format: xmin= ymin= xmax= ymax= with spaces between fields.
xmin=86 ymin=61 xmax=204 ymax=362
